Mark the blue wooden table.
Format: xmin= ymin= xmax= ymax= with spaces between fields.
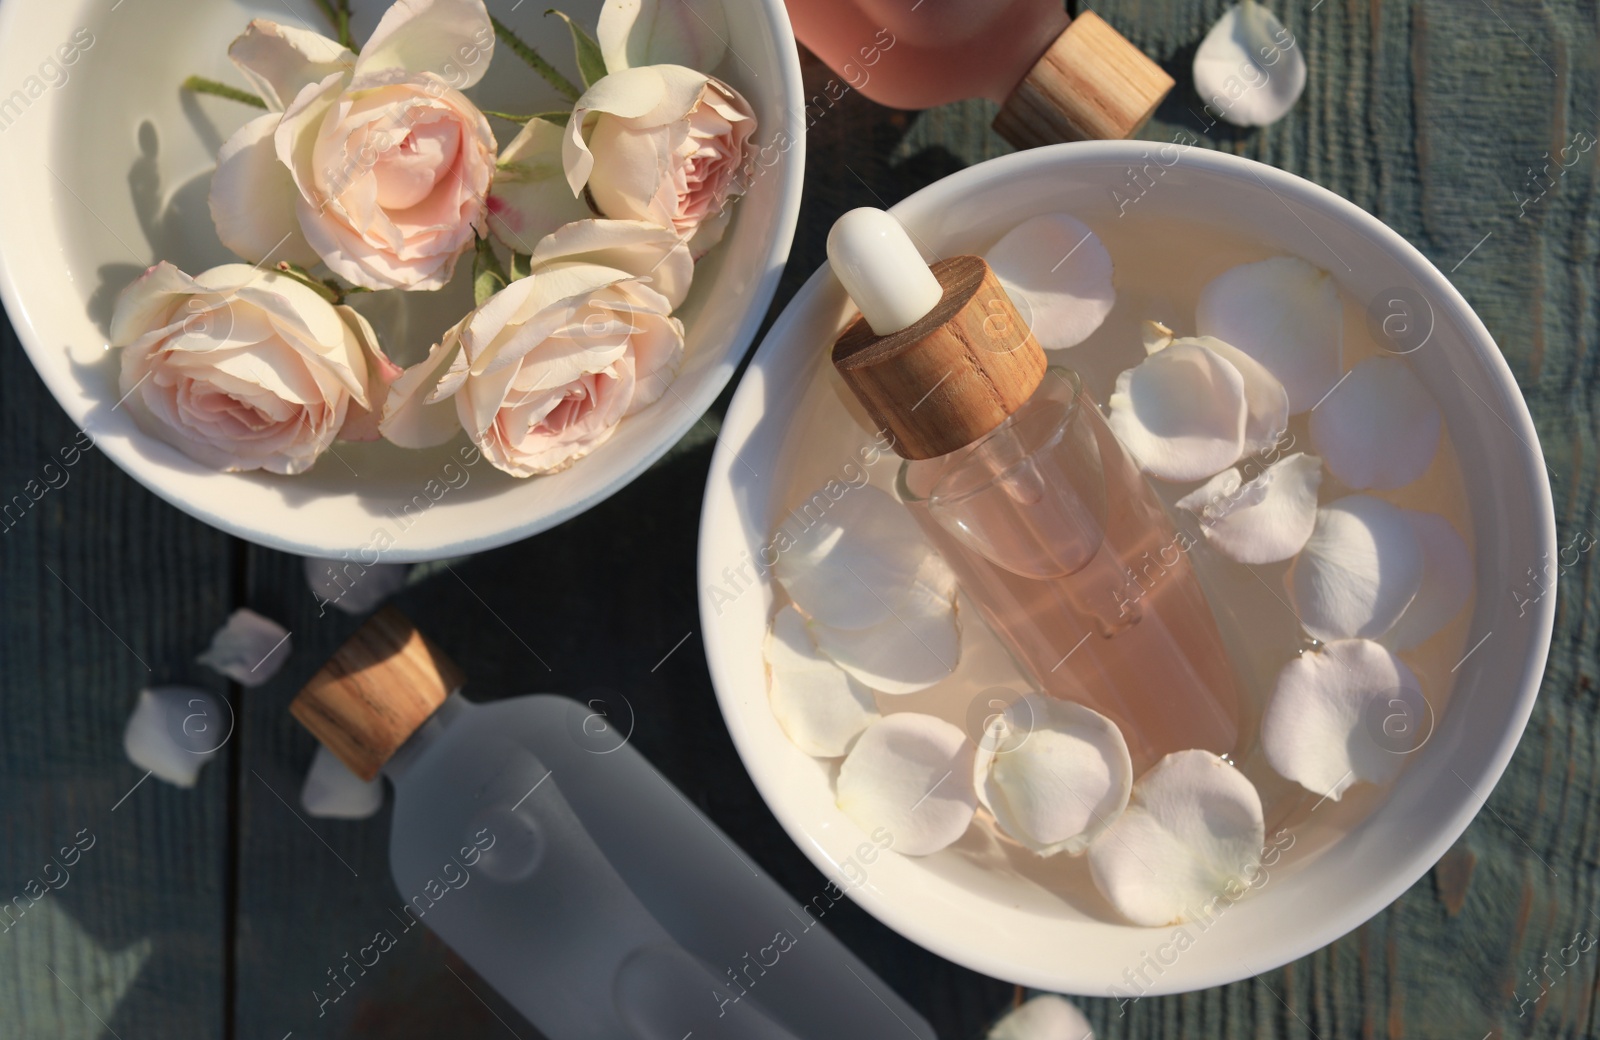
xmin=3 ymin=1 xmax=1599 ymax=1036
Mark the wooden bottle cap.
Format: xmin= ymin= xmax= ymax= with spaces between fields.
xmin=832 ymin=255 xmax=1046 ymax=461
xmin=992 ymin=13 xmax=1174 ymax=148
xmin=289 ymin=607 xmax=465 ymax=780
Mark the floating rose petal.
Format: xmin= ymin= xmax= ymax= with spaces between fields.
xmin=972 ymin=694 xmax=1132 ymax=857
xmin=1144 ymin=323 xmax=1289 ymax=457
xmin=1197 ymin=257 xmax=1342 ymax=413
xmin=1387 ymin=511 xmax=1473 ymax=649
xmin=123 ymin=686 xmax=229 ymax=788
xmin=1193 ymin=3 xmax=1307 ymax=128
xmin=764 ymin=605 xmax=880 ymax=757
xmin=985 ymin=213 xmax=1115 ymax=350
xmin=1288 ymin=495 xmax=1423 ymax=641
xmin=301 ymin=745 xmax=384 ymax=819
xmin=836 ymin=713 xmax=976 ymax=856
xmin=809 ymin=580 xmax=960 ymax=695
xmin=1260 ymin=639 xmax=1423 ymax=799
xmin=1087 ymin=749 xmax=1265 ymax=927
xmin=1176 ymin=452 xmax=1322 ymax=564
xmin=1108 ymin=340 xmax=1247 ymax=482
xmin=1310 ymin=356 xmax=1442 ymax=490
xmin=304 ymin=556 xmax=409 ymax=616
xmin=196 ymin=608 xmax=292 ymax=686
xmin=988 ymin=994 xmax=1096 ymax=1040
xmin=774 ymin=485 xmax=957 ymax=631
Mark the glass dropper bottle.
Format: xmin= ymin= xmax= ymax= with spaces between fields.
xmin=826 ymin=209 xmax=1239 ymax=766
xmin=786 ymin=0 xmax=1174 ymax=147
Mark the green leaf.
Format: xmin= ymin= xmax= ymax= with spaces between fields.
xmin=546 ymin=9 xmax=608 ymax=89
xmin=182 ymin=75 xmax=267 ymax=109
xmin=473 ymin=235 xmax=509 ymax=306
xmin=509 ymin=252 xmax=533 ymax=281
xmin=490 ymin=15 xmax=582 ymax=102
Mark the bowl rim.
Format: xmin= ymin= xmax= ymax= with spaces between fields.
xmin=698 ymin=141 xmax=1557 ymax=993
xmin=0 ymin=0 xmax=806 ymax=562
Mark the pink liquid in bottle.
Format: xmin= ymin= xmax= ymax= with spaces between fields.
xmin=785 ymin=0 xmax=1173 ymax=144
xmin=899 ymin=369 xmax=1240 ymax=767
xmin=788 ymin=0 xmax=1071 ymax=109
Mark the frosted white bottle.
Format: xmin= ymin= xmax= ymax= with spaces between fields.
xmin=292 ymin=609 xmax=933 ymax=1040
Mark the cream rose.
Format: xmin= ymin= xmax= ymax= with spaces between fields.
xmin=209 ymin=0 xmax=498 ymax=291
xmin=110 ymin=262 xmax=396 ymax=474
xmin=380 ymin=219 xmax=691 ymax=476
xmin=561 ymin=64 xmax=756 ymax=256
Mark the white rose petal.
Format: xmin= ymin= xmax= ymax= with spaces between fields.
xmin=381 ymin=230 xmax=686 ymax=477
xmin=1193 ymin=3 xmax=1307 ymax=127
xmin=1260 ymin=639 xmax=1422 ymax=799
xmin=197 ymin=608 xmax=292 ymax=686
xmin=111 ymin=263 xmax=383 ymax=474
xmin=208 ymin=112 xmax=318 ymax=269
xmin=773 ymin=485 xmax=956 ymax=631
xmin=227 ymin=18 xmax=354 ymax=110
xmin=1144 ymin=324 xmax=1290 ymax=457
xmin=487 ymin=118 xmax=597 ymax=254
xmin=836 ymin=713 xmax=977 ymax=856
xmin=989 ymin=995 xmax=1095 ymax=1040
xmin=230 ymin=0 xmax=499 ymax=291
xmin=564 ymin=65 xmax=756 ymax=256
xmin=301 ymin=745 xmax=385 ymax=819
xmin=597 ymin=0 xmax=728 ymax=73
xmin=1310 ymin=356 xmax=1442 ymax=490
xmin=528 ymin=218 xmax=694 ymax=311
xmin=1176 ymin=452 xmax=1322 ymax=564
xmin=809 ymin=580 xmax=960 ymax=695
xmin=1288 ymin=495 xmax=1423 ymax=641
xmin=1386 ymin=511 xmax=1473 ymax=649
xmin=124 ymin=687 xmax=229 ymax=788
xmin=1087 ymin=750 xmax=1265 ymax=927
xmin=984 ymin=214 xmax=1115 ymax=351
xmin=1197 ymin=257 xmax=1342 ymax=413
xmin=358 ymin=0 xmax=495 ymax=89
xmin=764 ymin=605 xmax=879 ymax=757
xmin=1107 ymin=340 xmax=1247 ymax=482
xmin=973 ymin=695 xmax=1132 ymax=857
xmin=304 ymin=557 xmax=410 ymax=615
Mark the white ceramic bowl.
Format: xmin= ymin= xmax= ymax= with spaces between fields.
xmin=698 ymin=144 xmax=1556 ymax=994
xmin=0 ymin=0 xmax=802 ymax=561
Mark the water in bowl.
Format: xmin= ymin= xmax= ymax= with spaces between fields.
xmin=768 ymin=211 xmax=1475 ymax=918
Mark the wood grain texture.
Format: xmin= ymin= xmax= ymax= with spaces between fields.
xmin=0 ymin=318 xmax=234 ymax=1036
xmin=833 ymin=255 xmax=1047 ymax=459
xmin=3 ymin=0 xmax=1599 ymax=1037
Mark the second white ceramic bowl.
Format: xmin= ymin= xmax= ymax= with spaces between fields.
xmin=698 ymin=143 xmax=1555 ymax=995
xmin=0 ymin=0 xmax=803 ymax=560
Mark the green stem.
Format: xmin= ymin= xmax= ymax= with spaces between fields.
xmin=182 ymin=76 xmax=267 ymax=109
xmin=274 ymin=262 xmax=343 ymax=304
xmin=310 ymin=0 xmax=340 ymax=34
xmin=335 ymin=0 xmax=355 ymax=50
xmin=482 ymin=110 xmax=535 ymax=123
xmin=489 ymin=15 xmax=581 ymax=102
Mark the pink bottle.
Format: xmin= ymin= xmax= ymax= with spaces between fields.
xmin=827 ymin=210 xmax=1238 ymax=766
xmin=786 ymin=0 xmax=1174 ymax=147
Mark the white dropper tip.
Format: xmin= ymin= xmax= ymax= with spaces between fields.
xmin=826 ymin=208 xmax=945 ymax=336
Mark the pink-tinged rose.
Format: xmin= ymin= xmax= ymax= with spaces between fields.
xmin=209 ymin=0 xmax=499 ymax=291
xmin=486 ymin=117 xmax=594 ymax=253
xmin=563 ymin=64 xmax=756 ymax=256
xmin=380 ymin=219 xmax=690 ymax=477
xmin=110 ymin=262 xmax=393 ymax=474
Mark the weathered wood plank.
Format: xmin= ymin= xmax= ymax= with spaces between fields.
xmin=0 ymin=315 xmax=233 ymax=1036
